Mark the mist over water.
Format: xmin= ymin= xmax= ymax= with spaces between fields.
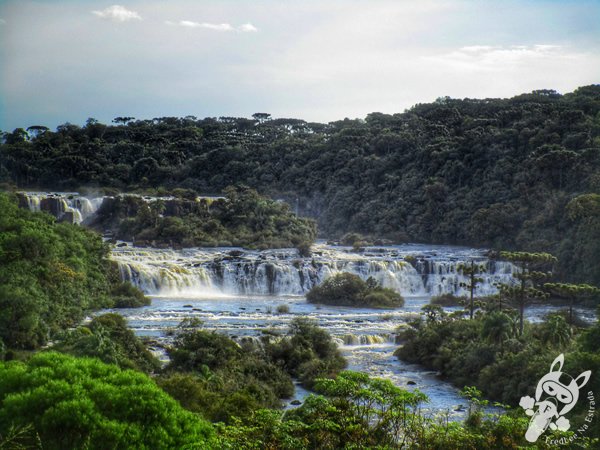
xmin=112 ymin=243 xmax=517 ymax=297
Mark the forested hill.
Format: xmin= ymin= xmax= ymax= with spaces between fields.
xmin=1 ymin=86 xmax=600 ymax=283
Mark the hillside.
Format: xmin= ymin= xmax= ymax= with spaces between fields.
xmin=2 ymin=86 xmax=600 ymax=283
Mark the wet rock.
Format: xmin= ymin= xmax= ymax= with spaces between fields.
xmin=290 ymin=400 xmax=302 ymax=406
xmin=117 ymin=242 xmax=128 ymax=247
xmin=40 ymin=197 xmax=66 ymax=217
xmin=183 ymin=304 xmax=193 ymax=308
xmin=59 ymin=211 xmax=76 ymax=224
xmin=407 ymin=381 xmax=417 ymax=386
xmin=16 ymin=193 xmax=29 ymax=209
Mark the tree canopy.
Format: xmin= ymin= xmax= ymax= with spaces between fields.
xmin=0 ymin=352 xmax=214 ymax=449
xmin=2 ymin=86 xmax=600 ymax=282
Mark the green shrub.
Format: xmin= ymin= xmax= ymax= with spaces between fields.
xmin=53 ymin=313 xmax=160 ymax=373
xmin=276 ymin=304 xmax=290 ymax=314
xmin=430 ymin=293 xmax=466 ymax=307
xmin=110 ymin=282 xmax=150 ymax=308
xmin=163 ymin=328 xmax=294 ymax=422
xmin=363 ymin=291 xmax=404 ymax=308
xmin=266 ymin=317 xmax=346 ymax=389
xmin=0 ymin=193 xmax=115 ymax=350
xmin=0 ymin=352 xmax=214 ymax=449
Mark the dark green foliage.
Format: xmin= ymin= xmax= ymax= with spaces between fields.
xmin=216 ymin=371 xmax=583 ymax=449
xmin=397 ymin=306 xmax=600 ymax=437
xmin=0 ymin=193 xmax=148 ymax=351
xmin=53 ymin=313 xmax=160 ymax=373
xmin=306 ymin=273 xmax=404 ymax=308
xmin=265 ymin=318 xmax=347 ymax=389
xmin=0 ymin=193 xmax=111 ymax=349
xmin=110 ymin=282 xmax=151 ymax=308
xmin=0 ymin=352 xmax=214 ymax=449
xmin=160 ymin=319 xmax=347 ymax=422
xmin=340 ymin=232 xmax=372 ymax=248
xmin=430 ymin=293 xmax=466 ymax=306
xmin=91 ymin=186 xmax=316 ymax=249
xmin=3 ymin=86 xmax=600 ymax=283
xmin=162 ymin=328 xmax=294 ymax=422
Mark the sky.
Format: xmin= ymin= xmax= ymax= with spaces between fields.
xmin=0 ymin=0 xmax=599 ymax=130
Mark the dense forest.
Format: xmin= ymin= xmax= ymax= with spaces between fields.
xmin=2 ymin=86 xmax=600 ymax=284
xmin=2 ymin=87 xmax=600 ymax=448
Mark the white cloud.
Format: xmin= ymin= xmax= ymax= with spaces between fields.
xmin=166 ymin=20 xmax=232 ymax=31
xmin=239 ymin=23 xmax=258 ymax=33
xmin=166 ymin=20 xmax=257 ymax=32
xmin=427 ymin=44 xmax=578 ymax=72
xmin=0 ymin=18 xmax=6 ymax=25
xmin=460 ymin=45 xmax=498 ymax=53
xmin=92 ymin=5 xmax=141 ymax=22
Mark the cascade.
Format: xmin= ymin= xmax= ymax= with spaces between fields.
xmin=18 ymin=191 xmax=222 ymax=225
xmin=16 ymin=192 xmax=517 ymax=298
xmin=339 ymin=334 xmax=395 ymax=346
xmin=111 ymin=244 xmax=517 ymax=298
xmin=17 ymin=192 xmax=104 ymax=224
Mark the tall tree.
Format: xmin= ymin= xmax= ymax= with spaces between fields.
xmin=543 ymin=282 xmax=600 ymax=324
xmin=499 ymin=251 xmax=557 ymax=335
xmin=458 ymin=261 xmax=486 ymax=319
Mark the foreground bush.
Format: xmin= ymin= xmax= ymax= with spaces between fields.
xmin=162 ymin=328 xmax=294 ymax=423
xmin=216 ymin=371 xmax=589 ymax=449
xmin=53 ymin=313 xmax=160 ymax=373
xmin=0 ymin=352 xmax=214 ymax=449
xmin=396 ymin=304 xmax=600 ymax=439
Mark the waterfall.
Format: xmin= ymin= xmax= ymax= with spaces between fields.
xmin=18 ymin=192 xmax=104 ymax=224
xmin=339 ymin=334 xmax=396 ymax=346
xmin=111 ymin=244 xmax=517 ymax=298
xmin=18 ymin=192 xmax=221 ymax=225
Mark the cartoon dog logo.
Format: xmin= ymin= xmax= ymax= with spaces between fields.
xmin=520 ymin=354 xmax=591 ymax=442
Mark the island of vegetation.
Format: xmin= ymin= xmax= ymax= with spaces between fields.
xmin=306 ymin=273 xmax=404 ymax=308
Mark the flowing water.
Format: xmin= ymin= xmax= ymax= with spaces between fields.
xmin=17 ymin=191 xmax=222 ymax=225
xmin=18 ymin=191 xmax=104 ymax=224
xmin=107 ymin=243 xmax=596 ymax=417
xmin=20 ymin=193 xmax=596 ymax=417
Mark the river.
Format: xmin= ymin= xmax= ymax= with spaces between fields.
xmin=106 ymin=242 xmax=596 ymax=418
